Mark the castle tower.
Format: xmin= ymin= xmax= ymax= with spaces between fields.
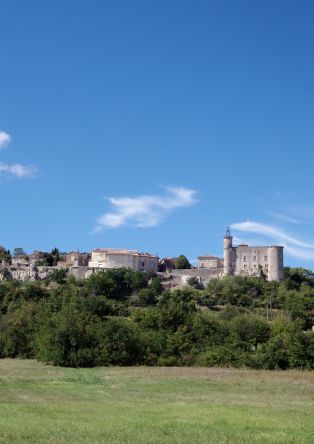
xmin=223 ymin=227 xmax=233 ymax=276
xmin=267 ymin=246 xmax=284 ymax=281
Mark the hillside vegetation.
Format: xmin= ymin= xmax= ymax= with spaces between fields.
xmin=0 ymin=267 xmax=313 ymax=369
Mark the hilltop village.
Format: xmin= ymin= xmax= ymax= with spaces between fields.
xmin=0 ymin=229 xmax=284 ymax=284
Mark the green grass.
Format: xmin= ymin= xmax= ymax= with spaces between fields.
xmin=0 ymin=360 xmax=313 ymax=443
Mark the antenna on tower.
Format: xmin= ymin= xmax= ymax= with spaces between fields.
xmin=225 ymin=226 xmax=231 ymax=237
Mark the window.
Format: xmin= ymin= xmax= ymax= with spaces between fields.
xmin=243 ymin=256 xmax=247 ymax=262
xmin=253 ymin=256 xmax=257 ymax=261
xmin=264 ymin=256 xmax=268 ymax=261
xmin=243 ymin=264 xmax=247 ymax=268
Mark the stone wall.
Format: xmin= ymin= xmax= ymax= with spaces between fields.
xmin=159 ymin=268 xmax=222 ymax=288
xmin=69 ymin=266 xmax=89 ymax=280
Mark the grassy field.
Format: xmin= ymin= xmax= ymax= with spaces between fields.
xmin=0 ymin=360 xmax=313 ymax=443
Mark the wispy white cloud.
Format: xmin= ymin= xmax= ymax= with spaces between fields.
xmin=284 ymin=246 xmax=314 ymax=261
xmin=288 ymin=204 xmax=314 ymax=220
xmin=231 ymin=221 xmax=314 ymax=248
xmin=0 ymin=162 xmax=38 ymax=178
xmin=0 ymin=131 xmax=11 ymax=149
xmin=230 ymin=220 xmax=314 ymax=261
xmin=94 ymin=186 xmax=197 ymax=232
xmin=0 ymin=129 xmax=38 ymax=179
xmin=266 ymin=211 xmax=301 ymax=225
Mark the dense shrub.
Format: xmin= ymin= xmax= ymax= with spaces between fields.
xmin=96 ymin=318 xmax=144 ymax=365
xmin=0 ymin=301 xmax=37 ymax=358
xmin=0 ymin=268 xmax=313 ymax=369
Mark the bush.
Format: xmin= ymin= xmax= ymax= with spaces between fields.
xmin=196 ymin=346 xmax=245 ymax=367
xmin=229 ymin=314 xmax=270 ymax=350
xmin=187 ymin=277 xmax=204 ymax=289
xmin=96 ymin=318 xmax=144 ymax=365
xmin=0 ymin=302 xmax=36 ymax=358
xmin=35 ymin=309 xmax=101 ymax=367
xmin=138 ymin=288 xmax=157 ymax=305
xmin=175 ymin=255 xmax=191 ymax=269
xmin=0 ymin=267 xmax=313 ymax=369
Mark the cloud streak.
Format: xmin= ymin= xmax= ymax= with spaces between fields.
xmin=288 ymin=204 xmax=314 ymax=220
xmin=0 ymin=130 xmax=38 ymax=179
xmin=0 ymin=162 xmax=38 ymax=178
xmin=231 ymin=220 xmax=314 ymax=261
xmin=0 ymin=131 xmax=11 ymax=149
xmin=266 ymin=211 xmax=301 ymax=225
xmin=231 ymin=221 xmax=314 ymax=248
xmin=94 ymin=186 xmax=197 ymax=231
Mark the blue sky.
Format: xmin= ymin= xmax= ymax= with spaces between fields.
xmin=0 ymin=0 xmax=314 ymax=268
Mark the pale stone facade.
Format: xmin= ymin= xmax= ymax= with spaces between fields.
xmin=88 ymin=249 xmax=159 ymax=273
xmin=65 ymin=252 xmax=90 ymax=267
xmin=11 ymin=255 xmax=29 ymax=267
xmin=197 ymin=255 xmax=224 ymax=269
xmin=29 ymin=252 xmax=45 ymax=267
xmin=223 ymin=228 xmax=284 ymax=282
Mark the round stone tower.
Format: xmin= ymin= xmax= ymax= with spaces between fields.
xmin=268 ymin=246 xmax=284 ymax=282
xmin=224 ymin=227 xmax=233 ymax=276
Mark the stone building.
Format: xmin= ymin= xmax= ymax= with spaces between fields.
xmin=65 ymin=252 xmax=90 ymax=267
xmin=11 ymin=255 xmax=29 ymax=267
xmin=158 ymin=257 xmax=176 ymax=273
xmin=88 ymin=248 xmax=159 ymax=273
xmin=28 ymin=251 xmax=45 ymax=267
xmin=197 ymin=255 xmax=224 ymax=270
xmin=223 ymin=228 xmax=284 ymax=282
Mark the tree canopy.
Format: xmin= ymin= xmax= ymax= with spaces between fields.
xmin=175 ymin=255 xmax=191 ymax=269
xmin=0 ymin=267 xmax=313 ymax=369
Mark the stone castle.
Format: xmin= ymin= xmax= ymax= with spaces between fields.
xmin=0 ymin=228 xmax=284 ymax=283
xmin=165 ymin=228 xmax=284 ymax=287
xmin=223 ymin=228 xmax=284 ymax=281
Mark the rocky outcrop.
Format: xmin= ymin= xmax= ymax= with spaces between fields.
xmin=0 ymin=266 xmax=55 ymax=282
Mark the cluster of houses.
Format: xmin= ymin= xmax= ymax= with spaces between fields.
xmin=7 ymin=251 xmax=89 ymax=268
xmin=4 ymin=249 xmax=160 ymax=273
xmin=1 ymin=230 xmax=285 ymax=283
xmin=3 ymin=248 xmax=220 ymax=274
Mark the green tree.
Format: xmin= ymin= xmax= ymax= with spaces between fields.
xmin=175 ymin=255 xmax=191 ymax=269
xmin=138 ymin=288 xmax=157 ymax=305
xmin=0 ymin=301 xmax=36 ymax=358
xmin=48 ymin=268 xmax=68 ymax=284
xmin=96 ymin=318 xmax=144 ymax=365
xmin=13 ymin=247 xmax=26 ymax=256
xmin=51 ymin=248 xmax=60 ymax=266
xmin=35 ymin=307 xmax=101 ymax=367
xmin=229 ymin=314 xmax=270 ymax=350
xmin=149 ymin=276 xmax=162 ymax=294
xmin=282 ymin=267 xmax=314 ymax=290
xmin=157 ymin=289 xmax=196 ymax=332
xmin=187 ymin=276 xmax=203 ymax=289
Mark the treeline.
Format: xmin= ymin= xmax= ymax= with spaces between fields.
xmin=0 ymin=267 xmax=313 ymax=369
